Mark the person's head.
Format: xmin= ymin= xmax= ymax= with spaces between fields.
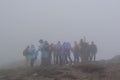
xmin=31 ymin=44 xmax=35 ymax=48
xmin=45 ymin=40 xmax=49 ymax=45
xmin=86 ymin=42 xmax=89 ymax=46
xmin=50 ymin=43 xmax=53 ymax=46
xmin=74 ymin=41 xmax=77 ymax=45
xmin=63 ymin=42 xmax=66 ymax=44
xmin=91 ymin=41 xmax=94 ymax=44
xmin=87 ymin=42 xmax=89 ymax=44
xmin=83 ymin=36 xmax=86 ymax=42
xmin=80 ymin=39 xmax=83 ymax=43
xmin=27 ymin=46 xmax=29 ymax=48
xmin=66 ymin=42 xmax=70 ymax=44
xmin=57 ymin=41 xmax=61 ymax=45
xmin=58 ymin=41 xmax=61 ymax=43
xmin=39 ymin=39 xmax=43 ymax=43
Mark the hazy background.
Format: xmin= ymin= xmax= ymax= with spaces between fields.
xmin=0 ymin=0 xmax=120 ymax=66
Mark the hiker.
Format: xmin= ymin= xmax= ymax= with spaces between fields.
xmin=29 ymin=45 xmax=37 ymax=67
xmin=38 ymin=40 xmax=48 ymax=66
xmin=55 ymin=41 xmax=62 ymax=65
xmin=66 ymin=42 xmax=72 ymax=64
xmin=61 ymin=42 xmax=67 ymax=65
xmin=72 ymin=41 xmax=80 ymax=64
xmin=89 ymin=41 xmax=97 ymax=61
xmin=62 ymin=42 xmax=72 ymax=65
xmin=47 ymin=43 xmax=54 ymax=65
xmin=83 ymin=42 xmax=91 ymax=62
xmin=80 ymin=39 xmax=89 ymax=63
xmin=23 ymin=46 xmax=30 ymax=66
xmin=52 ymin=44 xmax=56 ymax=65
xmin=44 ymin=41 xmax=49 ymax=65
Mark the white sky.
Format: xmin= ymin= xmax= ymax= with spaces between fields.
xmin=0 ymin=0 xmax=120 ymax=65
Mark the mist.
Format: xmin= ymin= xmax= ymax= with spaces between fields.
xmin=0 ymin=0 xmax=120 ymax=66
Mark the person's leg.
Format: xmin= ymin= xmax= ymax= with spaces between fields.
xmin=74 ymin=54 xmax=77 ymax=64
xmin=55 ymin=53 xmax=57 ymax=65
xmin=58 ymin=52 xmax=62 ymax=65
xmin=61 ymin=54 xmax=64 ymax=65
xmin=41 ymin=57 xmax=43 ymax=66
xmin=65 ymin=51 xmax=69 ymax=64
xmin=30 ymin=59 xmax=32 ymax=67
xmin=57 ymin=53 xmax=60 ymax=65
xmin=47 ymin=53 xmax=50 ymax=65
xmin=76 ymin=56 xmax=79 ymax=63
xmin=41 ymin=51 xmax=44 ymax=66
xmin=43 ymin=57 xmax=46 ymax=66
xmin=49 ymin=53 xmax=52 ymax=65
xmin=41 ymin=57 xmax=46 ymax=66
xmin=73 ymin=53 xmax=76 ymax=64
xmin=30 ymin=59 xmax=34 ymax=67
xmin=66 ymin=54 xmax=69 ymax=64
xmin=57 ymin=52 xmax=60 ymax=64
xmin=56 ymin=54 xmax=58 ymax=64
xmin=84 ymin=53 xmax=88 ymax=62
xmin=82 ymin=52 xmax=86 ymax=63
xmin=68 ymin=52 xmax=72 ymax=64
xmin=44 ymin=58 xmax=47 ymax=66
xmin=89 ymin=53 xmax=92 ymax=61
xmin=47 ymin=55 xmax=49 ymax=66
xmin=25 ymin=56 xmax=29 ymax=66
xmin=76 ymin=52 xmax=79 ymax=63
xmin=33 ymin=59 xmax=35 ymax=67
xmin=53 ymin=53 xmax=56 ymax=65
xmin=85 ymin=52 xmax=89 ymax=63
xmin=94 ymin=53 xmax=96 ymax=61
xmin=63 ymin=53 xmax=66 ymax=65
xmin=59 ymin=53 xmax=62 ymax=65
xmin=62 ymin=53 xmax=65 ymax=65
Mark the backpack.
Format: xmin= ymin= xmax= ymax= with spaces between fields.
xmin=23 ymin=49 xmax=27 ymax=56
xmin=23 ymin=48 xmax=29 ymax=56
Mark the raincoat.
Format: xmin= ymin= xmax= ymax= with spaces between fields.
xmin=30 ymin=45 xmax=37 ymax=61
xmin=39 ymin=42 xmax=48 ymax=58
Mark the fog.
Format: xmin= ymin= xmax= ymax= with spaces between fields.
xmin=0 ymin=0 xmax=120 ymax=66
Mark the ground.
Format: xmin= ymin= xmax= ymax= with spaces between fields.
xmin=0 ymin=61 xmax=120 ymax=80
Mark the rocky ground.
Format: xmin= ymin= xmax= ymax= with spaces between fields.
xmin=0 ymin=61 xmax=120 ymax=80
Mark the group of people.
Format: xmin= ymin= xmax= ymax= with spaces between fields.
xmin=23 ymin=38 xmax=97 ymax=67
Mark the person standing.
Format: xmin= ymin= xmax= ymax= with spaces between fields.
xmin=44 ymin=41 xmax=49 ymax=65
xmin=55 ymin=41 xmax=62 ymax=65
xmin=63 ymin=42 xmax=72 ymax=65
xmin=72 ymin=41 xmax=80 ymax=64
xmin=61 ymin=42 xmax=67 ymax=65
xmin=29 ymin=45 xmax=37 ymax=67
xmin=47 ymin=43 xmax=54 ymax=65
xmin=23 ymin=46 xmax=30 ymax=66
xmin=38 ymin=40 xmax=48 ymax=66
xmin=66 ymin=42 xmax=72 ymax=64
xmin=90 ymin=41 xmax=97 ymax=61
xmin=53 ymin=44 xmax=57 ymax=65
xmin=80 ymin=39 xmax=89 ymax=63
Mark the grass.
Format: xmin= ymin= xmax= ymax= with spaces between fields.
xmin=72 ymin=63 xmax=105 ymax=73
xmin=62 ymin=72 xmax=77 ymax=79
xmin=0 ymin=69 xmax=14 ymax=75
xmin=0 ymin=67 xmax=29 ymax=76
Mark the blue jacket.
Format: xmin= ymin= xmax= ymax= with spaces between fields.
xmin=30 ymin=45 xmax=37 ymax=60
xmin=39 ymin=42 xmax=48 ymax=58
